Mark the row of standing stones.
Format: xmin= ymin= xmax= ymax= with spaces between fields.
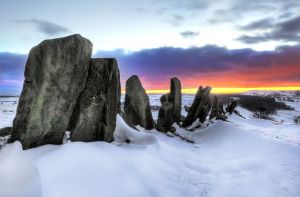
xmin=3 ymin=34 xmax=236 ymax=149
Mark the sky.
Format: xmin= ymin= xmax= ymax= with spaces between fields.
xmin=0 ymin=0 xmax=300 ymax=95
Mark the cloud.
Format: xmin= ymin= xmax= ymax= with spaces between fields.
xmin=148 ymin=0 xmax=209 ymax=26
xmin=209 ymin=0 xmax=300 ymax=24
xmin=239 ymin=18 xmax=274 ymax=30
xmin=94 ymin=44 xmax=300 ymax=88
xmin=0 ymin=53 xmax=27 ymax=95
xmin=13 ymin=19 xmax=70 ymax=36
xmin=180 ymin=31 xmax=199 ymax=38
xmin=237 ymin=15 xmax=300 ymax=44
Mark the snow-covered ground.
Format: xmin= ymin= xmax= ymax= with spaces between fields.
xmin=0 ymin=92 xmax=300 ymax=197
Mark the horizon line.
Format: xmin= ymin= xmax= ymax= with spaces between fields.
xmin=123 ymin=86 xmax=300 ymax=94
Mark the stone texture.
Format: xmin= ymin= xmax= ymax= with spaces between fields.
xmin=182 ymin=86 xmax=212 ymax=128
xmin=160 ymin=94 xmax=169 ymax=104
xmin=169 ymin=77 xmax=182 ymax=123
xmin=156 ymin=102 xmax=174 ymax=132
xmin=69 ymin=58 xmax=121 ymax=142
xmin=0 ymin=127 xmax=11 ymax=137
xmin=184 ymin=105 xmax=190 ymax=112
xmin=9 ymin=34 xmax=93 ymax=149
xmin=227 ymin=100 xmax=238 ymax=115
xmin=124 ymin=75 xmax=154 ymax=130
xmin=209 ymin=95 xmax=219 ymax=119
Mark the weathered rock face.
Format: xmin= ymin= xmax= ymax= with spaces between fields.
xmin=182 ymin=86 xmax=212 ymax=128
xmin=156 ymin=102 xmax=173 ymax=132
xmin=169 ymin=77 xmax=182 ymax=123
xmin=209 ymin=95 xmax=219 ymax=119
xmin=9 ymin=34 xmax=93 ymax=149
xmin=227 ymin=100 xmax=238 ymax=114
xmin=160 ymin=94 xmax=169 ymax=104
xmin=0 ymin=127 xmax=11 ymax=137
xmin=69 ymin=58 xmax=120 ymax=142
xmin=124 ymin=75 xmax=154 ymax=130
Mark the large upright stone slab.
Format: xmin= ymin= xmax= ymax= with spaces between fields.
xmin=124 ymin=75 xmax=154 ymax=130
xmin=209 ymin=95 xmax=219 ymax=120
xmin=9 ymin=34 xmax=93 ymax=149
xmin=182 ymin=86 xmax=212 ymax=128
xmin=156 ymin=102 xmax=173 ymax=132
xmin=69 ymin=58 xmax=121 ymax=142
xmin=169 ymin=77 xmax=182 ymax=123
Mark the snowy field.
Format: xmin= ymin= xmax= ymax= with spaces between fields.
xmin=0 ymin=92 xmax=300 ymax=197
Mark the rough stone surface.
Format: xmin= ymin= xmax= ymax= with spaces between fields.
xmin=182 ymin=86 xmax=212 ymax=127
xmin=156 ymin=102 xmax=174 ymax=132
xmin=227 ymin=100 xmax=238 ymax=114
xmin=69 ymin=58 xmax=121 ymax=142
xmin=9 ymin=34 xmax=93 ymax=149
xmin=0 ymin=127 xmax=11 ymax=137
xmin=184 ymin=105 xmax=190 ymax=112
xmin=209 ymin=95 xmax=219 ymax=119
xmin=124 ymin=75 xmax=154 ymax=130
xmin=160 ymin=94 xmax=169 ymax=104
xmin=169 ymin=77 xmax=182 ymax=123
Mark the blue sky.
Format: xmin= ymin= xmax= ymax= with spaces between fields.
xmin=1 ymin=0 xmax=300 ymax=94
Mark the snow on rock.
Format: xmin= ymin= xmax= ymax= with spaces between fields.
xmin=114 ymin=115 xmax=157 ymax=145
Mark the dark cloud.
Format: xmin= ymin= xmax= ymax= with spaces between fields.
xmin=0 ymin=53 xmax=27 ymax=95
xmin=239 ymin=18 xmax=274 ymax=30
xmin=13 ymin=19 xmax=70 ymax=36
xmin=180 ymin=31 xmax=199 ymax=38
xmin=0 ymin=53 xmax=26 ymax=79
xmin=94 ymin=44 xmax=300 ymax=87
xmin=237 ymin=15 xmax=300 ymax=44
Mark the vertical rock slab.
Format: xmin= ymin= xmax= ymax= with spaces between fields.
xmin=124 ymin=75 xmax=154 ymax=130
xmin=182 ymin=86 xmax=212 ymax=128
xmin=169 ymin=77 xmax=182 ymax=123
xmin=69 ymin=58 xmax=121 ymax=142
xmin=156 ymin=102 xmax=173 ymax=132
xmin=160 ymin=94 xmax=169 ymax=104
xmin=209 ymin=95 xmax=219 ymax=119
xmin=226 ymin=100 xmax=238 ymax=115
xmin=9 ymin=34 xmax=92 ymax=149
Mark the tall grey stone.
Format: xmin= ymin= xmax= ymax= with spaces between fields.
xmin=160 ymin=94 xmax=169 ymax=104
xmin=169 ymin=77 xmax=182 ymax=123
xmin=226 ymin=100 xmax=238 ymax=115
xmin=209 ymin=95 xmax=219 ymax=120
xmin=69 ymin=58 xmax=121 ymax=142
xmin=9 ymin=34 xmax=92 ymax=149
xmin=124 ymin=75 xmax=154 ymax=130
xmin=182 ymin=86 xmax=212 ymax=128
xmin=156 ymin=102 xmax=173 ymax=132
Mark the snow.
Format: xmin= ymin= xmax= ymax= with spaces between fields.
xmin=0 ymin=93 xmax=300 ymax=197
xmin=114 ymin=115 xmax=157 ymax=145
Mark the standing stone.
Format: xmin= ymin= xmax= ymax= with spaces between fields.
xmin=226 ymin=100 xmax=238 ymax=114
xmin=69 ymin=58 xmax=121 ymax=142
xmin=156 ymin=102 xmax=174 ymax=132
xmin=9 ymin=34 xmax=92 ymax=149
xmin=124 ymin=75 xmax=154 ymax=130
xmin=209 ymin=95 xmax=219 ymax=119
xmin=182 ymin=86 xmax=212 ymax=128
xmin=169 ymin=77 xmax=182 ymax=123
xmin=160 ymin=94 xmax=169 ymax=104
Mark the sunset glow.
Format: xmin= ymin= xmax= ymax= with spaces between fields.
xmin=120 ymin=86 xmax=300 ymax=95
